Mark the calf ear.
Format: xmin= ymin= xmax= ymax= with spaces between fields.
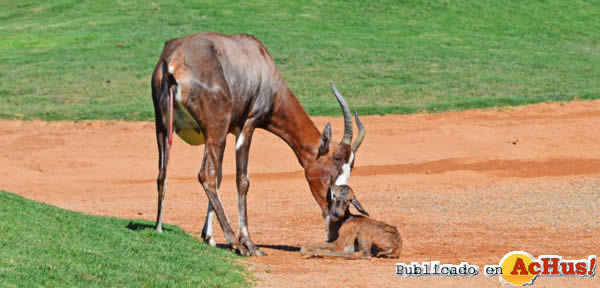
xmin=317 ymin=123 xmax=332 ymax=159
xmin=351 ymin=199 xmax=369 ymax=217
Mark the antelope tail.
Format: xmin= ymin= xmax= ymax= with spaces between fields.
xmin=160 ymin=60 xmax=174 ymax=152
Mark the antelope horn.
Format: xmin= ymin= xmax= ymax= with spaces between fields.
xmin=331 ymin=82 xmax=352 ymax=145
xmin=351 ymin=111 xmax=365 ymax=152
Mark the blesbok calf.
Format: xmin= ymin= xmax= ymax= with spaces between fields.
xmin=151 ymin=32 xmax=365 ymax=256
xmin=301 ymin=185 xmax=402 ymax=259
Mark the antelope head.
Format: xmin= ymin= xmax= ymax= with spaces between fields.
xmin=305 ymin=83 xmax=366 ymax=218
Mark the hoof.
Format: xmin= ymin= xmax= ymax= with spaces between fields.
xmin=239 ymin=237 xmax=266 ymax=256
xmin=202 ymin=236 xmax=217 ymax=247
xmin=233 ymin=244 xmax=251 ymax=256
xmin=300 ymin=254 xmax=313 ymax=259
xmin=251 ymin=248 xmax=267 ymax=257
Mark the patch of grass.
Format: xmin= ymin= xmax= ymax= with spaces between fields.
xmin=0 ymin=190 xmax=249 ymax=287
xmin=0 ymin=0 xmax=599 ymax=120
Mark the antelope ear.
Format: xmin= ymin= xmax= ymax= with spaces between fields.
xmin=351 ymin=199 xmax=369 ymax=217
xmin=317 ymin=123 xmax=332 ymax=159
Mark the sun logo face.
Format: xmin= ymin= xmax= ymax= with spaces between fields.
xmin=486 ymin=252 xmax=596 ymax=285
xmin=499 ymin=251 xmax=539 ymax=286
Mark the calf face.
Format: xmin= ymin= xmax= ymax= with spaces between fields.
xmin=328 ymin=185 xmax=369 ymax=222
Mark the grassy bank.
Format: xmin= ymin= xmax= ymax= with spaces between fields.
xmin=1 ymin=0 xmax=599 ymax=120
xmin=0 ymin=190 xmax=249 ymax=287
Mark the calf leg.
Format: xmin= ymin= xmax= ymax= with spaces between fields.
xmin=375 ymin=243 xmax=402 ymax=258
xmin=300 ymin=241 xmax=339 ymax=258
xmin=300 ymin=242 xmax=371 ymax=259
xmin=374 ymin=234 xmax=402 ymax=258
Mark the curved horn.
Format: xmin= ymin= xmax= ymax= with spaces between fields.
xmin=331 ymin=82 xmax=352 ymax=145
xmin=351 ymin=111 xmax=365 ymax=152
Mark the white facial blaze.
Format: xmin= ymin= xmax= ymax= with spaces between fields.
xmin=335 ymin=152 xmax=354 ymax=185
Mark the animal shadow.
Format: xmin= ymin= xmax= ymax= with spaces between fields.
xmin=258 ymin=244 xmax=301 ymax=252
xmin=212 ymin=244 xmax=299 ymax=252
xmin=126 ymin=221 xmax=173 ymax=232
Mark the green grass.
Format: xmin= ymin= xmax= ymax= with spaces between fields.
xmin=1 ymin=0 xmax=599 ymax=120
xmin=0 ymin=190 xmax=249 ymax=287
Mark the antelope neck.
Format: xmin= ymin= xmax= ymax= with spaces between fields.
xmin=266 ymin=88 xmax=321 ymax=168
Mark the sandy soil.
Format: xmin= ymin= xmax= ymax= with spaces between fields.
xmin=1 ymin=100 xmax=599 ymax=287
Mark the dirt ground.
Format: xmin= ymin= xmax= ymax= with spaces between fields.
xmin=2 ymin=100 xmax=599 ymax=287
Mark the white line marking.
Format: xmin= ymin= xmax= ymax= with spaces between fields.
xmin=191 ymin=79 xmax=223 ymax=94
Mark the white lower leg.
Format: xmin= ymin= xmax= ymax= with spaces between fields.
xmin=156 ymin=178 xmax=167 ymax=233
xmin=201 ymin=202 xmax=216 ymax=246
xmin=156 ymin=201 xmax=164 ymax=233
xmin=238 ymin=218 xmax=249 ymax=241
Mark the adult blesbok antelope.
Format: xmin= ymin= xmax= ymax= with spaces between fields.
xmin=151 ymin=32 xmax=365 ymax=256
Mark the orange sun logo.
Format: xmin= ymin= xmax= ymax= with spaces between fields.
xmin=499 ymin=251 xmax=539 ymax=286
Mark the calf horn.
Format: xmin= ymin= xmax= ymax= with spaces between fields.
xmin=331 ymin=82 xmax=352 ymax=145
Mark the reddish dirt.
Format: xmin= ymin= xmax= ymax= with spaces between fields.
xmin=2 ymin=100 xmax=599 ymax=287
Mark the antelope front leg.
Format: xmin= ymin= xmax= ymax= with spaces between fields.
xmin=199 ymin=139 xmax=249 ymax=256
xmin=235 ymin=125 xmax=266 ymax=256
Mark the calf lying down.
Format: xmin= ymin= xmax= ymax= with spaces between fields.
xmin=301 ymin=185 xmax=402 ymax=259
